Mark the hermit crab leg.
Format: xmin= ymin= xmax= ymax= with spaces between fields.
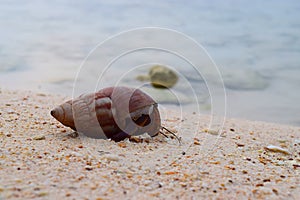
xmin=162 ymin=127 xmax=181 ymax=144
xmin=158 ymin=130 xmax=169 ymax=138
xmin=152 ymin=127 xmax=181 ymax=144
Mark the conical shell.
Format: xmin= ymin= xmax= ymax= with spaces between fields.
xmin=50 ymin=100 xmax=75 ymax=129
xmin=50 ymin=87 xmax=161 ymax=141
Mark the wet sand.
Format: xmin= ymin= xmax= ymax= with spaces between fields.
xmin=0 ymin=89 xmax=299 ymax=199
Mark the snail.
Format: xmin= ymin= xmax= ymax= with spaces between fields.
xmin=50 ymin=86 xmax=180 ymax=142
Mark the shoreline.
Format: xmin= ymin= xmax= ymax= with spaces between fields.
xmin=0 ymin=89 xmax=299 ymax=199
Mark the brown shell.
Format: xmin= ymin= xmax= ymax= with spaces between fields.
xmin=50 ymin=86 xmax=161 ymax=142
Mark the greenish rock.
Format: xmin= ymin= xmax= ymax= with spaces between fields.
xmin=149 ymin=65 xmax=178 ymax=88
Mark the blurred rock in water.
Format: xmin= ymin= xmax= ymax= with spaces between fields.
xmin=149 ymin=65 xmax=178 ymax=88
xmin=136 ymin=65 xmax=179 ymax=89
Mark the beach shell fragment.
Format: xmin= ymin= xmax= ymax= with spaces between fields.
xmin=264 ymin=145 xmax=290 ymax=155
xmin=33 ymin=135 xmax=46 ymax=140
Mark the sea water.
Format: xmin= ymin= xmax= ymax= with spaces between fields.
xmin=0 ymin=0 xmax=300 ymax=126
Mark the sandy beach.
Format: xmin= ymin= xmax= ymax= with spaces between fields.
xmin=0 ymin=89 xmax=299 ymax=199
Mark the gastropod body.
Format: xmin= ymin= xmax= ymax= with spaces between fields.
xmin=50 ymin=86 xmax=161 ymax=142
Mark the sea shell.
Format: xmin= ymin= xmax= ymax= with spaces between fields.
xmin=50 ymin=87 xmax=161 ymax=142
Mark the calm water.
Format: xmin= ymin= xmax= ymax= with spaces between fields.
xmin=1 ymin=0 xmax=300 ymax=126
